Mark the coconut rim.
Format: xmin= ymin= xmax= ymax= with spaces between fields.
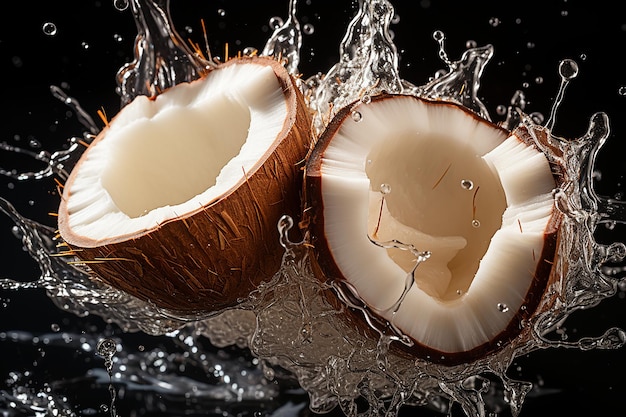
xmin=59 ymin=56 xmax=300 ymax=248
xmin=304 ymin=93 xmax=563 ymax=363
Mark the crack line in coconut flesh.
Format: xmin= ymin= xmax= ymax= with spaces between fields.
xmin=1 ymin=1 xmax=626 ymax=417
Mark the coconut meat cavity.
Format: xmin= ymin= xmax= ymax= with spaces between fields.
xmin=314 ymin=95 xmax=557 ymax=354
xmin=65 ymin=63 xmax=287 ymax=242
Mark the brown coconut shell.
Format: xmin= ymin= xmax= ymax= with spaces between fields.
xmin=302 ymin=94 xmax=564 ymax=365
xmin=58 ymin=56 xmax=312 ymax=313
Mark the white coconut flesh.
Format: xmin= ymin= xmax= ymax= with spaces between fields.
xmin=318 ymin=96 xmax=556 ymax=354
xmin=63 ymin=62 xmax=288 ymax=244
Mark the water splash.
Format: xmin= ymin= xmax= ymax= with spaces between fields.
xmin=307 ymin=0 xmax=406 ymax=136
xmin=96 ymin=338 xmax=119 ymax=417
xmin=0 ymin=197 xmax=189 ymax=335
xmin=49 ymin=85 xmax=100 ymax=136
xmin=243 ymin=15 xmax=625 ymax=417
xmin=414 ymin=31 xmax=494 ymax=121
xmin=2 ymin=1 xmax=626 ymax=417
xmin=0 ymin=328 xmax=285 ymax=417
xmin=0 ymin=86 xmax=98 ymax=183
xmin=261 ymin=0 xmax=302 ymax=76
xmin=545 ymin=59 xmax=579 ymax=132
xmin=116 ymin=0 xmax=209 ymax=105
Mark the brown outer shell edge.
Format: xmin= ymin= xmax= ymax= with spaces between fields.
xmin=58 ymin=56 xmax=312 ymax=313
xmin=303 ymin=94 xmax=563 ymax=366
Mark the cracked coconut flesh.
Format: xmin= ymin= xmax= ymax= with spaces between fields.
xmin=64 ymin=63 xmax=287 ymax=243
xmin=318 ymin=97 xmax=556 ymax=353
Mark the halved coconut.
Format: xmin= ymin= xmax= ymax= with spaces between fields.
xmin=58 ymin=56 xmax=312 ymax=313
xmin=305 ymin=94 xmax=561 ymax=364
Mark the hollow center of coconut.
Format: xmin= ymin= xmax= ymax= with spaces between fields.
xmin=365 ymin=131 xmax=506 ymax=300
xmin=101 ymin=96 xmax=252 ymax=218
xmin=318 ymin=96 xmax=557 ymax=313
xmin=63 ymin=62 xmax=288 ymax=242
xmin=315 ymin=96 xmax=558 ymax=354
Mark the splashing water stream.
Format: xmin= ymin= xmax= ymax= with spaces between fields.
xmin=2 ymin=1 xmax=626 ymax=416
xmin=96 ymin=338 xmax=118 ymax=417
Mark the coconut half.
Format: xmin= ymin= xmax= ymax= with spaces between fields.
xmin=58 ymin=56 xmax=312 ymax=312
xmin=305 ymin=94 xmax=561 ymax=364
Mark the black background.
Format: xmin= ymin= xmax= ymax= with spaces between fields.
xmin=1 ymin=1 xmax=626 ymax=416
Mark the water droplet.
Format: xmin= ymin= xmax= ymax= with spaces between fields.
xmin=42 ymin=22 xmax=57 ymax=36
xmin=96 ymin=338 xmax=117 ymax=358
xmin=380 ymin=183 xmax=391 ymax=195
xmin=561 ymin=10 xmax=569 ymax=17
xmin=592 ymin=169 xmax=602 ymax=181
xmin=605 ymin=221 xmax=616 ymax=230
xmin=529 ymin=112 xmax=545 ymax=124
xmin=497 ymin=303 xmax=509 ymax=313
xmin=361 ymin=94 xmax=372 ymax=104
xmin=432 ymin=30 xmax=445 ymax=42
xmin=351 ymin=111 xmax=362 ymax=122
xmin=608 ymin=242 xmax=626 ymax=262
xmin=434 ymin=69 xmax=447 ymax=79
xmin=535 ymin=76 xmax=544 ymax=84
xmin=263 ymin=366 xmax=275 ymax=380
xmin=81 ymin=41 xmax=90 ymax=50
xmin=460 ymin=179 xmax=474 ymax=190
xmin=113 ymin=0 xmax=129 ymax=11
xmin=217 ymin=8 xmax=226 ymax=17
xmin=526 ymin=41 xmax=536 ymax=49
xmin=465 ymin=40 xmax=477 ymax=49
xmin=456 ymin=289 xmax=463 ymax=296
xmin=558 ymin=59 xmax=579 ymax=81
xmin=488 ymin=17 xmax=501 ymax=27
xmin=113 ymin=34 xmax=123 ymax=43
xmin=269 ymin=16 xmax=284 ymax=30
xmin=303 ymin=23 xmax=315 ymax=35
xmin=496 ymin=104 xmax=507 ymax=116
xmin=618 ymin=86 xmax=626 ymax=96
xmin=510 ymin=89 xmax=526 ymax=108
xmin=243 ymin=47 xmax=258 ymax=57
xmin=242 ymin=46 xmax=259 ymax=56
xmin=471 ymin=219 xmax=481 ymax=228
xmin=50 ymin=323 xmax=60 ymax=332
